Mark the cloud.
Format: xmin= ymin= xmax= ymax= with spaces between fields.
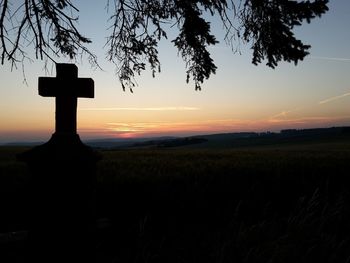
xmin=268 ymin=116 xmax=344 ymax=124
xmin=105 ymin=119 xmax=256 ymax=138
xmin=77 ymin=113 xmax=350 ymax=139
xmin=319 ymin=92 xmax=350 ymax=104
xmin=310 ymin=56 xmax=350 ymax=62
xmin=80 ymin=107 xmax=200 ymax=111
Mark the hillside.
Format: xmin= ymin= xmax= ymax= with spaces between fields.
xmin=123 ymin=126 xmax=350 ymax=149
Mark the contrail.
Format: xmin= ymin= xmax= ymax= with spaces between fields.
xmin=310 ymin=56 xmax=350 ymax=62
xmin=269 ymin=108 xmax=301 ymax=119
xmin=319 ymin=92 xmax=350 ymax=104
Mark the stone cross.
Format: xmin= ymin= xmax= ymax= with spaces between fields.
xmin=17 ymin=63 xmax=98 ymax=263
xmin=38 ymin=63 xmax=94 ymax=135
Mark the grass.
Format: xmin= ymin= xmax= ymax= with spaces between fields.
xmin=1 ymin=141 xmax=350 ymax=262
xmin=95 ymin=143 xmax=350 ymax=262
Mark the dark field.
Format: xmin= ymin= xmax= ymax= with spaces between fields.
xmin=1 ymin=139 xmax=350 ymax=262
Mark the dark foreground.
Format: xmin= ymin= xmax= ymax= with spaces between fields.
xmin=1 ymin=140 xmax=350 ymax=262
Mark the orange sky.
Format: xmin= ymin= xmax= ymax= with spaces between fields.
xmin=1 ymin=1 xmax=350 ymax=143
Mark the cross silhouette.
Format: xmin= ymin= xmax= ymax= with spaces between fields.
xmin=38 ymin=63 xmax=94 ymax=135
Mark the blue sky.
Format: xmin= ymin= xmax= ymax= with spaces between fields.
xmin=1 ymin=0 xmax=350 ymax=143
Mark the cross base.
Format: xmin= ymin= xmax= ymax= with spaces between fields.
xmin=17 ymin=133 xmax=100 ymax=263
xmin=18 ymin=133 xmax=99 ymax=163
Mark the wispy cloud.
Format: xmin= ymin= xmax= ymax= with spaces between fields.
xmin=105 ymin=119 xmax=256 ymax=138
xmin=310 ymin=56 xmax=350 ymax=62
xmin=319 ymin=92 xmax=350 ymax=104
xmin=268 ymin=116 xmax=347 ymax=124
xmin=77 ymin=113 xmax=350 ymax=139
xmin=80 ymin=107 xmax=200 ymax=111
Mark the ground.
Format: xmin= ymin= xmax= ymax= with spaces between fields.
xmin=1 ymin=137 xmax=350 ymax=262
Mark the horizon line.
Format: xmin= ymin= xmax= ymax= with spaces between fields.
xmin=1 ymin=125 xmax=349 ymax=145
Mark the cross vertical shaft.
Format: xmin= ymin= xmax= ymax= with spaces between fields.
xmin=55 ymin=96 xmax=77 ymax=134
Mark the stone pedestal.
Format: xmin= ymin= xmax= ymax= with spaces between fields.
xmin=18 ymin=133 xmax=100 ymax=263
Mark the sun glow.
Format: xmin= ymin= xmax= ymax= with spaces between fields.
xmin=77 ymin=113 xmax=350 ymax=140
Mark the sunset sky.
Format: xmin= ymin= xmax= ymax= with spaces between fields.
xmin=1 ymin=0 xmax=350 ymax=143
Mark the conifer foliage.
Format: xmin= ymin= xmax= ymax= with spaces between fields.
xmin=0 ymin=0 xmax=328 ymax=90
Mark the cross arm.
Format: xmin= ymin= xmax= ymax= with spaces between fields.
xmin=38 ymin=77 xmax=94 ymax=98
